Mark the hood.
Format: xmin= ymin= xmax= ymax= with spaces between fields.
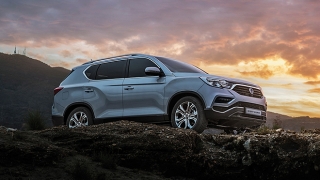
xmin=172 ymin=72 xmax=259 ymax=87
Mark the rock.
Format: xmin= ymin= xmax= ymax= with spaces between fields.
xmin=1 ymin=120 xmax=320 ymax=179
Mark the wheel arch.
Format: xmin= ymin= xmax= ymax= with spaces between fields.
xmin=63 ymin=102 xmax=95 ymax=124
xmin=167 ymin=91 xmax=206 ymax=119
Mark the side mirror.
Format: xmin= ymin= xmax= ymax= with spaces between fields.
xmin=145 ymin=67 xmax=163 ymax=76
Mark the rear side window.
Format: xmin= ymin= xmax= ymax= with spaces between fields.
xmin=96 ymin=60 xmax=127 ymax=80
xmin=85 ymin=65 xmax=99 ymax=79
xmin=128 ymin=58 xmax=158 ymax=77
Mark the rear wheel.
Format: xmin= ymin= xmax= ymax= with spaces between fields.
xmin=66 ymin=107 xmax=93 ymax=128
xmin=171 ymin=96 xmax=207 ymax=133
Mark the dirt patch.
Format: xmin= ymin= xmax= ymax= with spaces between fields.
xmin=1 ymin=121 xmax=320 ymax=179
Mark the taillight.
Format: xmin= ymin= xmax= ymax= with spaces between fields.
xmin=54 ymin=87 xmax=63 ymax=95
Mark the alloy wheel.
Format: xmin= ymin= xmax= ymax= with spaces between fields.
xmin=68 ymin=111 xmax=89 ymax=128
xmin=174 ymin=101 xmax=198 ymax=129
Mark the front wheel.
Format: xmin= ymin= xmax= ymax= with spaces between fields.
xmin=171 ymin=96 xmax=208 ymax=133
xmin=66 ymin=107 xmax=93 ymax=128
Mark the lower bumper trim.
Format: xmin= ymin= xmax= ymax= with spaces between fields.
xmin=204 ymin=107 xmax=266 ymax=128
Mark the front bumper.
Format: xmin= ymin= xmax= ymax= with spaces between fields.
xmin=204 ymin=102 xmax=266 ymax=128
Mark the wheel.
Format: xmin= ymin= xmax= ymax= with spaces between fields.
xmin=171 ymin=96 xmax=208 ymax=133
xmin=66 ymin=107 xmax=93 ymax=128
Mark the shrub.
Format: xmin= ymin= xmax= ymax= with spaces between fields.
xmin=257 ymin=125 xmax=272 ymax=135
xmin=24 ymin=110 xmax=46 ymax=130
xmin=272 ymin=115 xmax=282 ymax=129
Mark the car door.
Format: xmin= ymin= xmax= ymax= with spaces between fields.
xmin=83 ymin=59 xmax=127 ymax=119
xmin=122 ymin=58 xmax=166 ymax=118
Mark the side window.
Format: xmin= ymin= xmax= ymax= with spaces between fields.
xmin=84 ymin=65 xmax=99 ymax=79
xmin=128 ymin=58 xmax=158 ymax=77
xmin=96 ymin=60 xmax=127 ymax=80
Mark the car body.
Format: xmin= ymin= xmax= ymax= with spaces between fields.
xmin=52 ymin=54 xmax=267 ymax=133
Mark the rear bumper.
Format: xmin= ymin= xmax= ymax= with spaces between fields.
xmin=204 ymin=103 xmax=266 ymax=128
xmin=52 ymin=115 xmax=64 ymax=126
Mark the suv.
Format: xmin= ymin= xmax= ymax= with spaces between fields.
xmin=52 ymin=54 xmax=267 ymax=133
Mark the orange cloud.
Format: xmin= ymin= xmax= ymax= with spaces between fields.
xmin=269 ymin=99 xmax=320 ymax=118
xmin=270 ymin=104 xmax=320 ymax=118
xmin=308 ymin=88 xmax=320 ymax=94
xmin=238 ymin=64 xmax=274 ymax=79
xmin=304 ymin=81 xmax=320 ymax=85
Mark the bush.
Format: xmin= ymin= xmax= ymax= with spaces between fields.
xmin=24 ymin=110 xmax=46 ymax=130
xmin=272 ymin=115 xmax=282 ymax=129
xmin=257 ymin=125 xmax=271 ymax=135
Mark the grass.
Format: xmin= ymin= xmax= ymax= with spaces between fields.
xmin=24 ymin=110 xmax=46 ymax=130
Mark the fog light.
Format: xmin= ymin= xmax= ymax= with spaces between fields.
xmin=215 ymin=97 xmax=233 ymax=103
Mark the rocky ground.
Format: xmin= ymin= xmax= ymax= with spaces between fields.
xmin=1 ymin=121 xmax=320 ymax=180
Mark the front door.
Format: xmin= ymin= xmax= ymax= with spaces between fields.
xmin=122 ymin=58 xmax=166 ymax=117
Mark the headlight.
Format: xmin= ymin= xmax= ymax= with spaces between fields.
xmin=200 ymin=77 xmax=232 ymax=88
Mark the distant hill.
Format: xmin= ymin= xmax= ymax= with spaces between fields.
xmin=0 ymin=53 xmax=69 ymax=128
xmin=266 ymin=111 xmax=320 ymax=132
xmin=266 ymin=111 xmax=292 ymax=127
xmin=280 ymin=116 xmax=320 ymax=132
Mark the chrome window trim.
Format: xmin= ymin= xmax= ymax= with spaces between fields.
xmin=82 ymin=58 xmax=127 ymax=81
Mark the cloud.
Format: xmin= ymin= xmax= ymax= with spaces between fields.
xmin=238 ymin=64 xmax=274 ymax=79
xmin=270 ymin=104 xmax=320 ymax=118
xmin=60 ymin=50 xmax=72 ymax=58
xmin=27 ymin=52 xmax=44 ymax=60
xmin=50 ymin=60 xmax=73 ymax=68
xmin=76 ymin=58 xmax=87 ymax=64
xmin=1 ymin=0 xmax=320 ymax=77
xmin=269 ymin=99 xmax=320 ymax=117
xmin=304 ymin=81 xmax=320 ymax=85
xmin=308 ymin=88 xmax=320 ymax=94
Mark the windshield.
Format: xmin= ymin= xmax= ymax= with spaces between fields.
xmin=156 ymin=56 xmax=207 ymax=74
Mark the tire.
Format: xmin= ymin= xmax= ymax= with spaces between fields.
xmin=171 ymin=96 xmax=208 ymax=133
xmin=66 ymin=107 xmax=93 ymax=128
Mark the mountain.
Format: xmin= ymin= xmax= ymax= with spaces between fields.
xmin=0 ymin=53 xmax=70 ymax=128
xmin=266 ymin=111 xmax=292 ymax=127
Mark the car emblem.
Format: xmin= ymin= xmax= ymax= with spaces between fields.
xmin=249 ymin=88 xmax=254 ymax=95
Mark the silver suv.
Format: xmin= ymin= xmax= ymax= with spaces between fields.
xmin=52 ymin=54 xmax=267 ymax=133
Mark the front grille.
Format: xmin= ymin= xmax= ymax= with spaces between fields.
xmin=212 ymin=101 xmax=266 ymax=112
xmin=237 ymin=102 xmax=266 ymax=111
xmin=232 ymin=85 xmax=263 ymax=98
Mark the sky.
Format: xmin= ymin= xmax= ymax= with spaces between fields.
xmin=1 ymin=0 xmax=320 ymax=118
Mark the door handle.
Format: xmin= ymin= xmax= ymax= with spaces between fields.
xmin=84 ymin=89 xmax=94 ymax=93
xmin=124 ymin=86 xmax=134 ymax=90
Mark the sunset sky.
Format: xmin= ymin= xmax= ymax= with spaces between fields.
xmin=1 ymin=0 xmax=320 ymax=117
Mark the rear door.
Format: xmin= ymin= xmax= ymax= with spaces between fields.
xmin=122 ymin=58 xmax=166 ymax=118
xmin=83 ymin=59 xmax=127 ymax=119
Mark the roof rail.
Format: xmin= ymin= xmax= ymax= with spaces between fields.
xmin=82 ymin=53 xmax=145 ymax=65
